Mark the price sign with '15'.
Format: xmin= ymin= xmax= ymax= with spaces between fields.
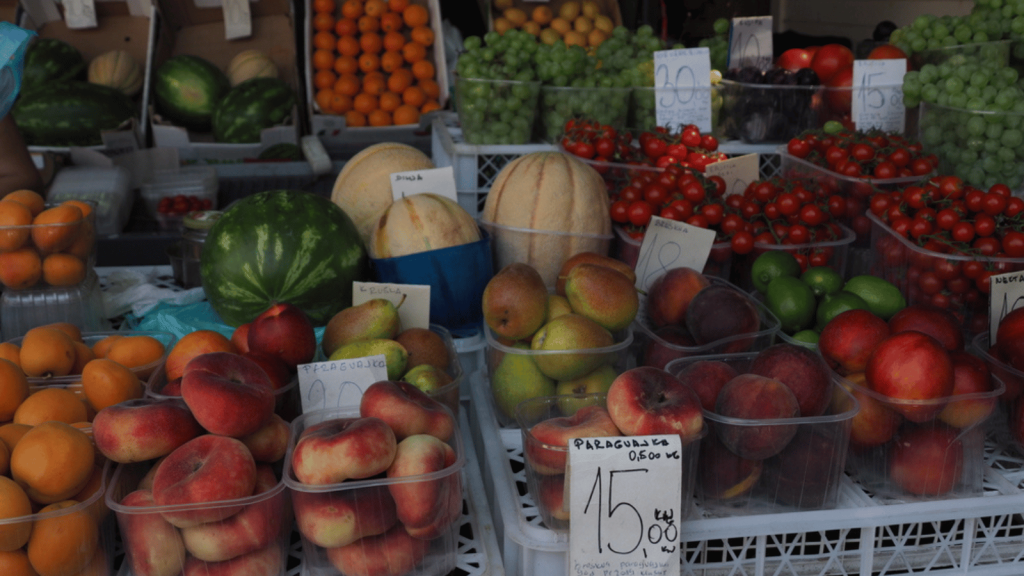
xmin=568 ymin=435 xmax=683 ymax=576
xmin=852 ymin=59 xmax=906 ymax=133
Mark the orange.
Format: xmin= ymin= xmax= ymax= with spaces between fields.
xmin=13 ymin=388 xmax=88 ymax=427
xmin=313 ymin=12 xmax=335 ymax=32
xmin=0 ymin=424 xmax=30 ymax=454
xmin=421 ymin=100 xmax=442 ymax=114
xmin=336 ymin=35 xmax=360 ymax=57
xmin=334 ymin=17 xmax=358 ymax=36
xmin=81 ymin=358 xmax=142 ymax=412
xmin=40 ymin=323 xmax=81 ymax=342
xmin=358 ymin=14 xmax=379 ymax=33
xmin=0 ymin=342 xmax=20 ymax=368
xmin=105 ymin=335 xmax=166 ymax=372
xmin=362 ymin=71 xmax=387 ymax=95
xmin=330 ymin=92 xmax=354 ymax=114
xmin=313 ymin=0 xmax=335 ymax=12
xmin=3 ymin=190 xmax=44 ymax=217
xmin=532 ymin=5 xmax=553 ymax=24
xmin=550 ymin=16 xmax=571 ymax=35
xmin=316 ymin=87 xmax=334 ymax=112
xmin=410 ymin=25 xmax=434 ymax=46
xmin=383 ymin=30 xmax=406 ymax=52
xmin=364 ymin=0 xmax=386 ymax=17
xmin=402 ymin=40 xmax=427 ymax=63
xmin=19 ymin=327 xmax=76 ymax=378
xmin=344 ymin=110 xmax=368 ymax=126
xmin=164 ymin=330 xmax=237 ymax=382
xmin=31 ymin=204 xmax=84 ymax=256
xmin=313 ymin=49 xmax=335 ymax=71
xmin=387 ymin=68 xmax=413 ymax=92
xmin=368 ymin=109 xmax=392 ymax=126
xmin=0 ymin=358 xmax=28 ymax=421
xmin=0 ymin=441 xmax=7 ymax=475
xmin=379 ymin=90 xmax=402 ymax=112
xmin=418 ymin=77 xmax=440 ymax=98
xmin=335 ymin=73 xmax=361 ymax=96
xmin=315 ymin=69 xmax=338 ymax=90
xmin=340 ymin=0 xmax=363 ymax=19
xmin=59 ymin=200 xmax=92 ymax=220
xmin=402 ymin=85 xmax=426 ymax=107
xmin=62 ymin=219 xmax=94 ymax=262
xmin=388 ymin=0 xmax=409 ymax=12
xmin=380 ymin=11 xmax=403 ymax=32
xmin=11 ymin=422 xmax=94 ymax=505
xmin=0 ymin=200 xmax=32 ymax=252
xmin=360 ymin=31 xmax=383 ymax=53
xmin=41 ymin=253 xmax=85 ymax=287
xmin=313 ymin=30 xmax=336 ymax=51
xmin=0 ymin=247 xmax=41 ymax=290
xmin=358 ymin=52 xmax=381 ymax=73
xmin=381 ymin=50 xmax=404 ymax=72
xmin=411 ymin=59 xmax=434 ymax=80
xmin=72 ymin=465 xmax=107 ymax=523
xmin=89 ymin=335 xmax=122 ymax=359
xmin=353 ymin=92 xmax=379 ymax=114
xmin=26 ymin=499 xmax=99 ymax=576
xmin=0 ymin=476 xmax=31 ymax=551
xmin=393 ymin=103 xmax=420 ymax=125
xmin=70 ymin=341 xmax=94 ymax=376
xmin=0 ymin=549 xmax=36 ymax=576
xmin=402 ymin=3 xmax=428 ymax=27
xmin=334 ymin=54 xmax=359 ymax=75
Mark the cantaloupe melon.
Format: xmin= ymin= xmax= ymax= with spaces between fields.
xmin=369 ymin=193 xmax=480 ymax=259
xmin=88 ymin=50 xmax=143 ymax=97
xmin=226 ymin=50 xmax=278 ymax=86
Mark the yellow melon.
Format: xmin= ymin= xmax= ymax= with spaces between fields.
xmin=369 ymin=193 xmax=480 ymax=259
xmin=226 ymin=50 xmax=278 ymax=86
xmin=87 ymin=50 xmax=143 ymax=96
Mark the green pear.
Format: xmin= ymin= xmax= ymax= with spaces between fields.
xmin=547 ymin=294 xmax=573 ymax=322
xmin=322 ymin=296 xmax=405 ymax=357
xmin=401 ymin=364 xmax=453 ymax=394
xmin=328 ymin=338 xmax=408 ymax=380
xmin=555 ymin=363 xmax=617 ymax=415
xmin=564 ymin=263 xmax=639 ymax=332
xmin=531 ymin=313 xmax=615 ymax=381
xmin=490 ymin=343 xmax=556 ymax=423
xmin=482 ymin=263 xmax=549 ymax=341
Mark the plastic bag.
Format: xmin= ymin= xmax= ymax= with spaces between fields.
xmin=0 ymin=22 xmax=35 ymax=119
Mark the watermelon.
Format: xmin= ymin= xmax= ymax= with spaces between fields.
xmin=153 ymin=55 xmax=230 ymax=132
xmin=200 ymin=190 xmax=369 ymax=326
xmin=212 ymin=78 xmax=296 ymax=143
xmin=11 ymin=81 xmax=136 ymax=147
xmin=21 ymin=38 xmax=85 ymax=90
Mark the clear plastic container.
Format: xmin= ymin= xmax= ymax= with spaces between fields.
xmin=536 ymin=85 xmax=631 ymax=143
xmin=284 ymin=406 xmax=464 ymax=576
xmin=732 ymin=223 xmax=857 ymax=293
xmin=629 ymin=85 xmax=719 ymax=134
xmin=454 ymin=76 xmax=541 ymax=145
xmin=6 ymin=330 xmax=176 ymax=385
xmin=910 ymin=39 xmax=1012 ymax=69
xmin=0 ymin=201 xmax=97 ymax=290
xmin=47 ymin=166 xmax=132 ymax=236
xmin=478 ymin=220 xmax=613 ymax=289
xmin=0 ymin=270 xmax=107 ymax=340
xmin=574 ymin=154 xmax=664 ymax=193
xmin=140 ymin=166 xmax=219 ymax=225
xmin=612 ymin=225 xmax=733 ymax=281
xmin=715 ymin=79 xmax=822 ymax=144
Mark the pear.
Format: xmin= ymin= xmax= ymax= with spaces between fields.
xmin=555 ymin=363 xmax=617 ymax=415
xmin=328 ymin=338 xmax=408 ymax=380
xmin=401 ymin=364 xmax=453 ymax=394
xmin=555 ymin=251 xmax=637 ymax=296
xmin=322 ymin=296 xmax=404 ymax=357
xmin=547 ymin=294 xmax=573 ymax=322
xmin=531 ymin=313 xmax=614 ymax=381
xmin=490 ymin=343 xmax=556 ymax=423
xmin=564 ymin=263 xmax=639 ymax=332
xmin=395 ymin=327 xmax=450 ymax=371
xmin=482 ymin=263 xmax=549 ymax=341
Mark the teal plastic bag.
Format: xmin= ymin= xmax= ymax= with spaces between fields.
xmin=125 ymin=300 xmax=327 ymax=347
xmin=0 ymin=22 xmax=34 ymax=119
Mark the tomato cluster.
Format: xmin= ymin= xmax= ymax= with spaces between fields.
xmin=561 ymin=120 xmax=727 ymax=172
xmin=157 ymin=195 xmax=214 ymax=216
xmin=869 ymin=175 xmax=1024 ymax=334
xmin=787 ymin=128 xmax=937 ymax=180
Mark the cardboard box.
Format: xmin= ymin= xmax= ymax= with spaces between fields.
xmin=17 ymin=0 xmax=158 ymax=154
xmin=1 ymin=0 xmax=18 ymax=22
xmin=150 ymin=0 xmax=301 ymax=162
xmin=304 ymin=0 xmax=447 ymax=156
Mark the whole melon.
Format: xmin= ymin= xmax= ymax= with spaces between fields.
xmin=330 ymin=142 xmax=435 ymax=244
xmin=88 ymin=50 xmax=143 ymax=96
xmin=480 ymin=151 xmax=612 ymax=286
xmin=200 ymin=190 xmax=368 ymax=326
xmin=226 ymin=49 xmax=278 ymax=86
xmin=369 ymin=193 xmax=481 ymax=259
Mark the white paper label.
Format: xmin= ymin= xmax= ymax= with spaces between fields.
xmin=852 ymin=59 xmax=906 ymax=133
xmin=297 ymin=355 xmax=389 ymax=412
xmin=567 ymin=435 xmax=682 ymax=576
xmin=728 ymin=16 xmax=772 ymax=70
xmin=222 ymin=0 xmax=252 ymax=39
xmin=989 ymin=270 xmax=1024 ymax=344
xmin=352 ymin=282 xmax=431 ymax=331
xmin=634 ymin=216 xmax=717 ymax=294
xmin=652 ymin=48 xmax=712 ymax=133
xmin=63 ymin=0 xmax=98 ymax=29
xmin=703 ymin=153 xmax=759 ymax=196
xmin=390 ymin=166 xmax=458 ymax=203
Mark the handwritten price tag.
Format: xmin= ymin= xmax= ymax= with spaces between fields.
xmin=568 ymin=435 xmax=682 ymax=576
xmin=390 ymin=166 xmax=458 ymax=203
xmin=852 ymin=59 xmax=906 ymax=133
xmin=297 ymin=355 xmax=389 ymax=413
xmin=728 ymin=16 xmax=772 ymax=71
xmin=704 ymin=153 xmax=759 ymax=196
xmin=634 ymin=216 xmax=716 ymax=293
xmin=352 ymin=281 xmax=431 ymax=330
xmin=653 ymin=48 xmax=712 ymax=132
xmin=62 ymin=0 xmax=98 ymax=29
xmin=989 ymin=270 xmax=1024 ymax=344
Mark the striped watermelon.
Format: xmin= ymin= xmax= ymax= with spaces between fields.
xmin=12 ymin=81 xmax=136 ymax=147
xmin=153 ymin=55 xmax=230 ymax=132
xmin=200 ymin=190 xmax=369 ymax=327
xmin=212 ymin=77 xmax=296 ymax=143
xmin=22 ymin=38 xmax=85 ymax=90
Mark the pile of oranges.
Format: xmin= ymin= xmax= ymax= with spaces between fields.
xmin=312 ymin=0 xmax=443 ymax=127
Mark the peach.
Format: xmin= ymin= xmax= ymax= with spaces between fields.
xmin=844 ymin=374 xmax=902 ymax=450
xmin=293 ymin=485 xmax=397 ymax=548
xmin=181 ymin=352 xmax=275 ymax=438
xmin=164 ymin=329 xmax=238 ymax=382
xmin=326 ymin=525 xmax=430 ymax=576
xmin=241 ymin=351 xmax=291 ymax=392
xmin=536 ymin=474 xmax=570 ymax=522
xmin=152 ymin=434 xmax=257 ymax=528
xmin=889 ymin=424 xmax=964 ymax=496
xmin=606 ymin=366 xmax=704 ymax=444
xmin=524 ymin=405 xmax=620 ymax=475
xmin=138 ymin=456 xmax=168 ymax=491
xmin=938 ymin=351 xmax=997 ymax=429
xmin=750 ymin=343 xmax=833 ymax=417
xmin=182 ymin=542 xmax=282 ymax=576
xmin=231 ymin=323 xmax=251 ymax=355
xmin=240 ymin=413 xmax=291 ymax=463
xmin=92 ymin=397 xmax=203 ymax=463
xmin=386 ymin=434 xmax=461 ymax=540
xmin=674 ymin=359 xmax=739 ymax=412
xmin=291 ymin=417 xmax=397 ymax=485
xmin=117 ymin=489 xmax=186 ymax=576
xmin=645 ymin=267 xmax=710 ymax=328
xmin=698 ymin=435 xmax=762 ymax=501
xmin=247 ymin=302 xmax=317 ymax=371
xmin=715 ymin=373 xmax=800 ymax=460
xmin=865 ymin=331 xmax=954 ymax=422
xmin=359 ymin=380 xmax=455 ymax=441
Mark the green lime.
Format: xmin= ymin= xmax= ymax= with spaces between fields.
xmin=841 ymin=275 xmax=907 ymax=321
xmin=800 ymin=266 xmax=845 ymax=298
xmin=765 ymin=276 xmax=817 ymax=334
xmin=791 ymin=329 xmax=820 ymax=345
xmin=815 ymin=291 xmax=871 ymax=332
xmin=750 ymin=250 xmax=802 ymax=294
xmin=823 ymin=120 xmax=844 ymax=134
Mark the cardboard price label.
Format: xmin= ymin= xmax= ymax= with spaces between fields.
xmin=989 ymin=270 xmax=1024 ymax=344
xmin=852 ymin=59 xmax=906 ymax=133
xmin=222 ymin=0 xmax=252 ymax=39
xmin=728 ymin=16 xmax=772 ymax=71
xmin=389 ymin=166 xmax=458 ymax=203
xmin=704 ymin=153 xmax=758 ymax=196
xmin=632 ymin=217 xmax=716 ymax=323
xmin=62 ymin=0 xmax=98 ymax=29
xmin=297 ymin=355 xmax=389 ymax=412
xmin=653 ymin=48 xmax=712 ymax=132
xmin=568 ymin=435 xmax=682 ymax=576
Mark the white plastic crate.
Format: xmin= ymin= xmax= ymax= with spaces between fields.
xmin=719 ymin=140 xmax=783 ymax=180
xmin=468 ymin=372 xmax=1024 ymax=576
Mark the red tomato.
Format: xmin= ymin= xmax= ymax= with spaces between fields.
xmin=810 ymin=43 xmax=854 ymax=83
xmin=825 ymin=65 xmax=854 ymax=115
xmin=867 ymin=44 xmax=910 ymax=71
xmin=776 ymin=48 xmax=813 ymax=72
